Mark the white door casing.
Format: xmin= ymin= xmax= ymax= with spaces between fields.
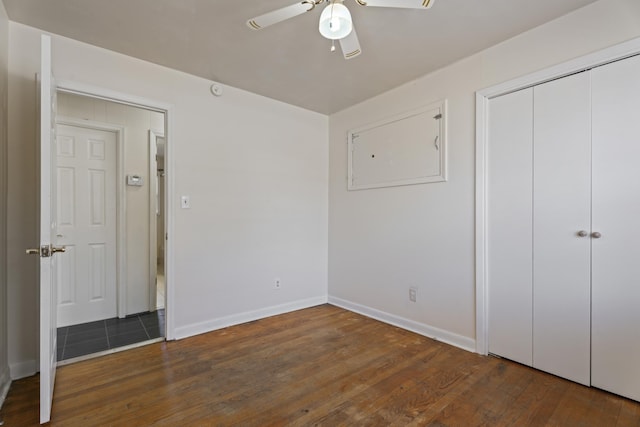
xmin=56 ymin=124 xmax=117 ymax=327
xmin=37 ymin=34 xmax=58 ymax=425
xmin=591 ymin=54 xmax=640 ymax=402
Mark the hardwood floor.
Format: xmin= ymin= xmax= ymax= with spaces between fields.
xmin=3 ymin=304 xmax=639 ymax=426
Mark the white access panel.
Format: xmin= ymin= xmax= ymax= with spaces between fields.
xmin=532 ymin=72 xmax=591 ymax=386
xmin=348 ymin=101 xmax=446 ymax=190
xmin=591 ymin=54 xmax=640 ymax=402
xmin=486 ymin=88 xmax=534 ymax=366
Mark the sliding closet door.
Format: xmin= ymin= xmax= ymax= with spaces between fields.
xmin=591 ymin=55 xmax=640 ymax=401
xmin=486 ymin=88 xmax=533 ymax=366
xmin=532 ymin=72 xmax=591 ymax=385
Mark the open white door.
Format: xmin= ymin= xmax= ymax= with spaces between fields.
xmin=27 ymin=34 xmax=61 ymax=424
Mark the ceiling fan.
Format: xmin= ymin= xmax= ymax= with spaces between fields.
xmin=247 ymin=0 xmax=435 ymax=60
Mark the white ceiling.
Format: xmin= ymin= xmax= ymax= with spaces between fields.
xmin=2 ymin=0 xmax=600 ymax=114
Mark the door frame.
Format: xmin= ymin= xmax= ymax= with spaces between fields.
xmin=56 ymin=117 xmax=126 ymax=319
xmin=148 ymin=129 xmax=165 ymax=311
xmin=474 ymin=36 xmax=640 ymax=355
xmin=56 ymin=81 xmax=176 ymax=340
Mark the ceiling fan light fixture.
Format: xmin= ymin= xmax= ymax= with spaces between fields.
xmin=319 ymin=1 xmax=353 ymax=40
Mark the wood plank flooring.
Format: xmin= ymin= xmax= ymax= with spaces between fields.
xmin=2 ymin=304 xmax=639 ymax=426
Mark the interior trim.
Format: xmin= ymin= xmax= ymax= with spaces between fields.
xmin=329 ymin=296 xmax=476 ymax=352
xmin=174 ymin=296 xmax=328 ymax=340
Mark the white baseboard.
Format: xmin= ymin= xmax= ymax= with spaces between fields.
xmin=328 ymin=296 xmax=476 ymax=353
xmin=9 ymin=359 xmax=36 ymax=380
xmin=0 ymin=367 xmax=11 ymax=409
xmin=174 ymin=296 xmax=328 ymax=340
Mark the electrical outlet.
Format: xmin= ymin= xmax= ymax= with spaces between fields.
xmin=409 ymin=287 xmax=417 ymax=302
xmin=181 ymin=196 xmax=190 ymax=209
xmin=274 ymin=278 xmax=281 ymax=290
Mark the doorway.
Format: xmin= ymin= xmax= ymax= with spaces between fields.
xmin=54 ymin=91 xmax=168 ymax=363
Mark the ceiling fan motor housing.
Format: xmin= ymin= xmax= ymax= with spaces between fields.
xmin=319 ymin=1 xmax=353 ymax=40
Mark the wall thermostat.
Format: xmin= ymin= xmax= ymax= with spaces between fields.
xmin=127 ymin=175 xmax=144 ymax=186
xmin=210 ymin=84 xmax=223 ymax=97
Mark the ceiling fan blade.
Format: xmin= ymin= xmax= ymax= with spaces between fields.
xmin=247 ymin=1 xmax=318 ymax=30
xmin=340 ymin=27 xmax=362 ymax=60
xmin=353 ymin=0 xmax=435 ymax=9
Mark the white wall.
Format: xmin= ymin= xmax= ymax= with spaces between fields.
xmin=328 ymin=0 xmax=640 ymax=351
xmin=58 ymin=92 xmax=165 ymax=315
xmin=7 ymin=23 xmax=328 ymax=377
xmin=0 ymin=0 xmax=10 ymax=406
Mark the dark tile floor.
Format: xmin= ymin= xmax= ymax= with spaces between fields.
xmin=57 ymin=309 xmax=165 ymax=361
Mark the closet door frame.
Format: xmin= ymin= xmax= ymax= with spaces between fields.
xmin=475 ymin=36 xmax=640 ymax=355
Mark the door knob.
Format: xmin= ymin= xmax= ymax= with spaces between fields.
xmin=51 ymin=246 xmax=66 ymax=254
xmin=577 ymin=230 xmax=588 ymax=237
xmin=26 ymin=245 xmax=51 ymax=257
xmin=591 ymin=232 xmax=602 ymax=239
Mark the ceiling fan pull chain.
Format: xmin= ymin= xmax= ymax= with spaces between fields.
xmin=331 ymin=40 xmax=336 ymax=52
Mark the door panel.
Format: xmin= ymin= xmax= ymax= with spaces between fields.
xmin=89 ymin=243 xmax=106 ymax=300
xmin=57 ymin=245 xmax=75 ymax=305
xmin=56 ymin=124 xmax=117 ymax=327
xmin=591 ymin=54 xmax=640 ymax=401
xmin=486 ymin=88 xmax=534 ymax=366
xmin=38 ymin=34 xmax=58 ymax=425
xmin=532 ymin=72 xmax=591 ymax=386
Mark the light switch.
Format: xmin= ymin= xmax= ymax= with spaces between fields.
xmin=127 ymin=175 xmax=144 ymax=186
xmin=181 ymin=196 xmax=190 ymax=209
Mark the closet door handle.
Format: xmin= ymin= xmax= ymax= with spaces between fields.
xmin=591 ymin=232 xmax=602 ymax=239
xmin=577 ymin=230 xmax=588 ymax=237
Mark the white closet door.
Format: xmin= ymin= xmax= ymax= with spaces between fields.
xmin=532 ymin=72 xmax=591 ymax=385
xmin=487 ymin=88 xmax=533 ymax=366
xmin=591 ymin=54 xmax=640 ymax=401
